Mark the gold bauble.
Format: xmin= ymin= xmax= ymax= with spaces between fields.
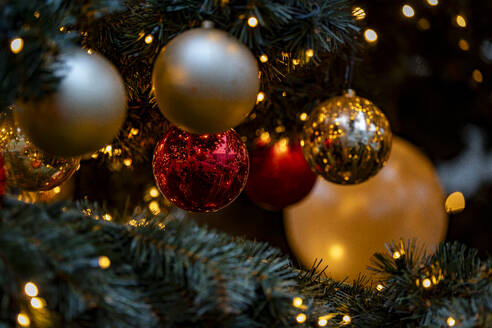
xmin=15 ymin=49 xmax=127 ymax=156
xmin=0 ymin=111 xmax=79 ymax=191
xmin=302 ymin=90 xmax=392 ymax=184
xmin=285 ymin=137 xmax=448 ymax=281
xmin=152 ymin=25 xmax=259 ymax=134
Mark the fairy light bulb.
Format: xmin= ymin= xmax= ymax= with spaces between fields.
xmin=299 ymin=113 xmax=308 ymax=121
xmin=472 ymin=69 xmax=483 ymax=83
xmin=318 ymin=317 xmax=328 ymax=326
xmin=10 ymin=37 xmax=24 ymax=54
xmin=98 ymin=256 xmax=111 ymax=269
xmin=248 ymin=16 xmax=258 ymax=28
xmin=376 ymin=284 xmax=384 ymax=291
xmin=352 ymin=6 xmax=366 ymax=20
xmin=17 ymin=313 xmax=30 ymax=327
xmin=402 ymin=5 xmax=415 ymax=18
xmin=292 ymin=297 xmax=303 ymax=307
xmin=455 ymin=15 xmax=466 ymax=28
xmin=393 ymin=251 xmax=401 ymax=259
xmin=342 ymin=315 xmax=351 ymax=325
xmin=259 ymin=54 xmax=268 ymax=63
xmin=427 ymin=0 xmax=438 ymax=6
xmin=422 ymin=278 xmax=432 ymax=288
xmin=102 ymin=213 xmax=112 ymax=221
xmin=149 ymin=201 xmax=161 ymax=214
xmin=447 ymin=317 xmax=456 ymax=327
xmin=306 ymin=49 xmax=314 ymax=58
xmin=364 ymin=29 xmax=378 ymax=43
xmin=458 ymin=39 xmax=470 ymax=51
xmin=256 ymin=92 xmax=265 ymax=103
xmin=24 ymin=282 xmax=39 ymax=297
xmin=30 ymin=297 xmax=46 ymax=309
xmin=144 ymin=34 xmax=154 ymax=44
xmin=296 ymin=313 xmax=307 ymax=323
xmin=149 ymin=187 xmax=160 ymax=198
xmin=445 ymin=192 xmax=465 ymax=214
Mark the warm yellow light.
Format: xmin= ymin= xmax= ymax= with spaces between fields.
xmin=123 ymin=158 xmax=132 ymax=167
xmin=259 ymin=54 xmax=268 ymax=63
xmin=10 ymin=37 xmax=24 ymax=54
xmin=292 ymin=59 xmax=300 ymax=65
xmin=105 ymin=145 xmax=112 ymax=153
xmin=300 ymin=113 xmax=308 ymax=121
xmin=144 ymin=34 xmax=154 ymax=44
xmin=17 ymin=313 xmax=30 ymax=327
xmin=458 ymin=39 xmax=470 ymax=51
xmin=352 ymin=6 xmax=366 ymax=20
xmin=455 ymin=15 xmax=466 ymax=28
xmin=248 ymin=16 xmax=258 ymax=28
xmin=422 ymin=278 xmax=432 ymax=288
xmin=59 ymin=26 xmax=65 ymax=32
xmin=24 ymin=282 xmax=39 ymax=297
xmin=329 ymin=244 xmax=345 ymax=260
xmin=257 ymin=92 xmax=265 ymax=103
xmin=87 ymin=49 xmax=94 ymax=55
xmin=364 ymin=29 xmax=378 ymax=43
xmin=102 ymin=213 xmax=112 ymax=221
xmin=53 ymin=186 xmax=61 ymax=194
xmin=445 ymin=191 xmax=465 ymax=214
xmin=318 ymin=318 xmax=328 ymax=326
xmin=30 ymin=297 xmax=46 ymax=309
xmin=402 ymin=5 xmax=415 ymax=18
xmin=342 ymin=315 xmax=351 ymax=324
xmin=447 ymin=316 xmax=456 ymax=327
xmin=149 ymin=187 xmax=160 ymax=198
xmin=392 ymin=251 xmax=401 ymax=259
xmin=472 ymin=69 xmax=483 ymax=83
xmin=260 ymin=132 xmax=271 ymax=144
xmin=296 ymin=313 xmax=307 ymax=324
xmin=427 ymin=0 xmax=438 ymax=6
xmin=306 ymin=49 xmax=314 ymax=58
xmin=376 ymin=284 xmax=384 ymax=291
xmin=98 ymin=256 xmax=111 ymax=269
xmin=149 ymin=201 xmax=161 ymax=214
xmin=34 ymin=11 xmax=40 ymax=18
xmin=292 ymin=297 xmax=303 ymax=308
xmin=417 ymin=18 xmax=431 ymax=30
xmin=130 ymin=128 xmax=139 ymax=136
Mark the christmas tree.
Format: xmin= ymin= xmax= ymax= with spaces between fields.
xmin=0 ymin=0 xmax=491 ymax=327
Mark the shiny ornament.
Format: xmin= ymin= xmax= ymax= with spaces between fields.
xmin=153 ymin=127 xmax=249 ymax=212
xmin=302 ymin=89 xmax=392 ymax=184
xmin=246 ymin=138 xmax=317 ymax=210
xmin=15 ymin=48 xmax=127 ymax=156
xmin=0 ymin=112 xmax=79 ymax=191
xmin=152 ymin=24 xmax=259 ymax=134
xmin=285 ymin=137 xmax=447 ymax=281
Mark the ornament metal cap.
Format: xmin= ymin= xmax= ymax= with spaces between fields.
xmin=344 ymin=89 xmax=356 ymax=97
xmin=202 ymin=20 xmax=215 ymax=29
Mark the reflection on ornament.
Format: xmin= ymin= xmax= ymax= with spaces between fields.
xmin=15 ymin=48 xmax=127 ymax=156
xmin=0 ymin=112 xmax=79 ymax=192
xmin=152 ymin=25 xmax=259 ymax=134
xmin=285 ymin=137 xmax=447 ymax=281
xmin=246 ymin=138 xmax=317 ymax=210
xmin=153 ymin=127 xmax=249 ymax=212
xmin=301 ymin=90 xmax=392 ymax=184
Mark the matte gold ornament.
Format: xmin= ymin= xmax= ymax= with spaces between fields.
xmin=152 ymin=23 xmax=260 ymax=134
xmin=301 ymin=90 xmax=392 ymax=184
xmin=285 ymin=137 xmax=448 ymax=281
xmin=15 ymin=48 xmax=127 ymax=156
xmin=0 ymin=111 xmax=79 ymax=192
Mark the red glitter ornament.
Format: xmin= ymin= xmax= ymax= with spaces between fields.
xmin=153 ymin=127 xmax=249 ymax=212
xmin=0 ymin=154 xmax=6 ymax=197
xmin=246 ymin=138 xmax=317 ymax=210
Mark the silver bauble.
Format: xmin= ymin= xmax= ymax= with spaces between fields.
xmin=152 ymin=25 xmax=259 ymax=134
xmin=15 ymin=49 xmax=127 ymax=156
xmin=301 ymin=89 xmax=392 ymax=184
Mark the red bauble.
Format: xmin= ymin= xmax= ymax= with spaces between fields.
xmin=246 ymin=139 xmax=317 ymax=210
xmin=153 ymin=127 xmax=249 ymax=212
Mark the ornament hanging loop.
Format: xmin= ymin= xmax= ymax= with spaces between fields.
xmin=344 ymin=57 xmax=355 ymax=91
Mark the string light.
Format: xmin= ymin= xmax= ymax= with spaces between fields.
xmin=318 ymin=317 xmax=328 ymax=326
xmin=455 ymin=15 xmax=467 ymax=28
xmin=292 ymin=297 xmax=303 ymax=308
xmin=306 ymin=49 xmax=314 ymax=58
xmin=256 ymin=92 xmax=265 ymax=103
xmin=426 ymin=0 xmax=438 ymax=6
xmin=472 ymin=69 xmax=483 ymax=83
xmin=33 ymin=11 xmax=40 ymax=18
xmin=260 ymin=131 xmax=271 ymax=144
xmin=123 ymin=158 xmax=132 ymax=167
xmin=342 ymin=315 xmax=351 ymax=325
xmin=30 ymin=297 xmax=46 ymax=309
xmin=17 ymin=313 xmax=30 ymax=327
xmin=299 ymin=113 xmax=308 ymax=121
xmin=149 ymin=187 xmax=160 ymax=198
xmin=417 ymin=18 xmax=431 ymax=30
xmin=445 ymin=191 xmax=465 ymax=214
xmin=352 ymin=6 xmax=366 ymax=20
xmin=458 ymin=39 xmax=470 ymax=51
xmin=53 ymin=186 xmax=61 ymax=194
xmin=149 ymin=201 xmax=161 ymax=214
xmin=144 ymin=34 xmax=154 ymax=44
xmin=24 ymin=282 xmax=39 ymax=297
xmin=248 ymin=16 xmax=258 ymax=28
xmin=422 ymin=278 xmax=432 ymax=288
xmin=447 ymin=317 xmax=456 ymax=327
xmin=87 ymin=49 xmax=94 ymax=54
xmin=10 ymin=37 xmax=24 ymax=54
xmin=292 ymin=58 xmax=300 ymax=65
xmin=402 ymin=5 xmax=415 ymax=18
xmin=376 ymin=284 xmax=384 ymax=291
xmin=364 ymin=29 xmax=378 ymax=43
xmin=296 ymin=313 xmax=307 ymax=324
xmin=98 ymin=256 xmax=111 ymax=269
xmin=259 ymin=54 xmax=268 ymax=63
xmin=392 ymin=251 xmax=401 ymax=259
xmin=102 ymin=213 xmax=112 ymax=221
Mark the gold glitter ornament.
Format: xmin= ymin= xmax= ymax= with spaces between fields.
xmin=0 ymin=111 xmax=79 ymax=192
xmin=301 ymin=90 xmax=392 ymax=184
